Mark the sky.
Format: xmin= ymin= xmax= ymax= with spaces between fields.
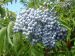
xmin=5 ymin=0 xmax=26 ymax=16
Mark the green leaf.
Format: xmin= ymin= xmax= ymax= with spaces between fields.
xmin=0 ymin=27 xmax=6 ymax=55
xmin=7 ymin=21 xmax=14 ymax=46
xmin=0 ymin=6 xmax=5 ymax=18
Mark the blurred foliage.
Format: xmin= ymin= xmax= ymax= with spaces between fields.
xmin=0 ymin=6 xmax=6 ymax=18
xmin=55 ymin=0 xmax=75 ymax=45
xmin=0 ymin=0 xmax=12 ymax=5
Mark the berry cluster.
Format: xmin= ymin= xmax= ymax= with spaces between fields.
xmin=13 ymin=8 xmax=67 ymax=48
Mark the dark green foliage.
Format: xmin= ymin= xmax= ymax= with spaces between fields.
xmin=0 ymin=6 xmax=5 ymax=18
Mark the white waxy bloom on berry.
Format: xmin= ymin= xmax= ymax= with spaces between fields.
xmin=13 ymin=8 xmax=67 ymax=48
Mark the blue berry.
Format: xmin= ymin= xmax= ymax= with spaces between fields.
xmin=13 ymin=8 xmax=67 ymax=48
